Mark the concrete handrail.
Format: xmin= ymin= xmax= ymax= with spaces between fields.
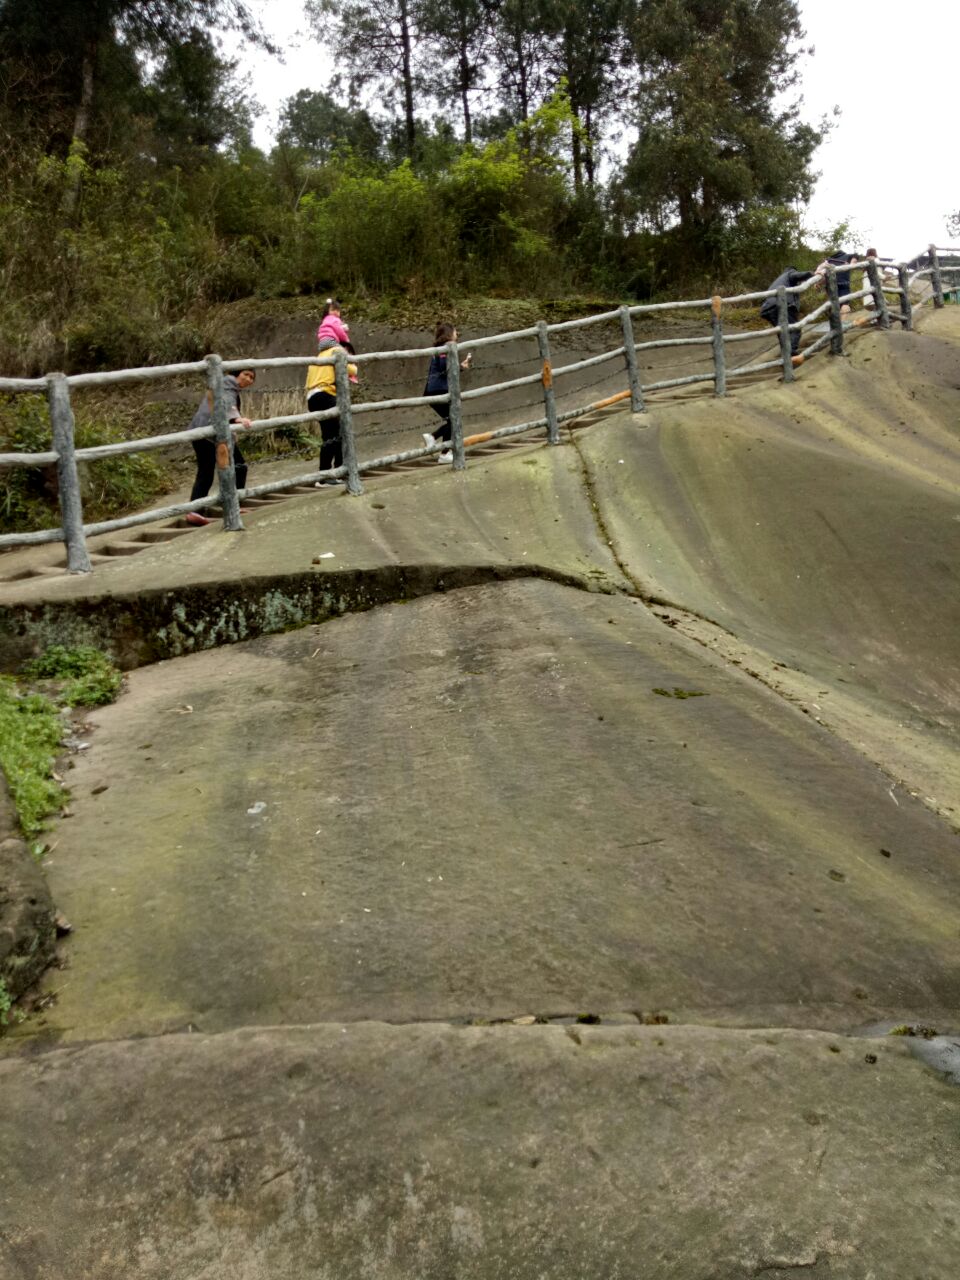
xmin=0 ymin=239 xmax=942 ymax=568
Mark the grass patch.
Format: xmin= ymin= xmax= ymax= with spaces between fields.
xmin=0 ymin=647 xmax=124 ymax=839
xmin=0 ymin=678 xmax=65 ymax=837
xmin=0 ymin=391 xmax=180 ymax=536
xmin=22 ymin=645 xmax=123 ymax=707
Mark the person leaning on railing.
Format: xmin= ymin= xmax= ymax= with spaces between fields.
xmin=305 ymin=338 xmax=358 ymax=486
xmin=185 ymin=367 xmax=255 ymax=526
xmin=826 ymin=250 xmax=856 ymax=314
xmin=862 ymin=248 xmax=897 ymax=309
xmin=759 ymin=266 xmax=824 ymax=355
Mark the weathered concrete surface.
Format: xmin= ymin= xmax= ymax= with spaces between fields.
xmin=10 ymin=579 xmax=960 ymax=1045
xmin=0 ymin=777 xmax=54 ymax=1003
xmin=2 ymin=310 xmax=960 ymax=1279
xmin=1 ymin=1018 xmax=960 ymax=1280
xmin=578 ymin=319 xmax=960 ymax=819
xmin=2 ymin=1022 xmax=959 ymax=1280
xmin=0 ymin=443 xmax=628 ymax=669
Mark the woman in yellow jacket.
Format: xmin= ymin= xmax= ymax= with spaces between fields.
xmin=305 ymin=339 xmax=358 ymax=485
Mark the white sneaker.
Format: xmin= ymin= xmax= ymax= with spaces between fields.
xmin=438 ymin=449 xmax=453 ymax=464
xmin=422 ymin=432 xmax=435 ymax=448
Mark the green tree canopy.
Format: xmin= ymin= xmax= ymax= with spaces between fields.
xmin=277 ymin=89 xmax=381 ymax=164
xmin=622 ymin=0 xmax=824 ymax=244
xmin=307 ymin=0 xmax=422 ymax=159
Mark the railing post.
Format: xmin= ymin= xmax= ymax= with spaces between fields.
xmin=334 ymin=351 xmax=362 ymax=495
xmin=898 ymin=263 xmax=913 ymax=330
xmin=536 ymin=320 xmax=559 ymax=444
xmin=619 ymin=306 xmax=645 ymax=412
xmin=825 ymin=266 xmax=844 ymax=355
xmin=205 ymin=354 xmax=242 ymax=532
xmin=776 ymin=288 xmax=795 ymax=382
xmin=866 ymin=257 xmax=891 ymax=330
xmin=710 ymin=296 xmax=726 ymax=396
xmin=929 ymin=244 xmax=944 ymax=308
xmin=446 ymin=340 xmax=466 ymax=471
xmin=47 ymin=373 xmax=91 ymax=573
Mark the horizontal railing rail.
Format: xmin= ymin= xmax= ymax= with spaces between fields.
xmin=0 ymin=241 xmax=949 ymax=573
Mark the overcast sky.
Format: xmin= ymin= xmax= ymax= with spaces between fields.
xmin=233 ymin=0 xmax=959 ymax=261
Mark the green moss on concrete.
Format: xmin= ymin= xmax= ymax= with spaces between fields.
xmin=0 ymin=679 xmax=64 ymax=837
xmin=0 ymin=564 xmax=598 ymax=673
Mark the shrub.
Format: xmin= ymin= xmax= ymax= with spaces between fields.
xmin=0 ymin=393 xmax=172 ymax=536
xmin=22 ymin=646 xmax=123 ymax=706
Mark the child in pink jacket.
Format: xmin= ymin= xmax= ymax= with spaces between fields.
xmin=316 ymin=298 xmax=350 ymax=347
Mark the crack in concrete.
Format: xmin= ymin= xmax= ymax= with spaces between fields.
xmin=754 ymin=1260 xmax=825 ymax=1276
xmin=565 ymin=426 xmax=958 ymax=834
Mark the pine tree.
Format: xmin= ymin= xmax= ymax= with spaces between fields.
xmin=307 ymin=0 xmax=423 ymax=160
xmin=623 ymin=0 xmax=823 ymax=243
xmin=540 ymin=0 xmax=633 ymax=191
xmin=419 ymin=0 xmax=489 ymax=143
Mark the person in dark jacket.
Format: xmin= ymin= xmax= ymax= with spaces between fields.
xmin=759 ymin=268 xmax=819 ymax=355
xmin=422 ymin=322 xmax=472 ymax=463
xmin=826 ymin=250 xmax=856 ymax=307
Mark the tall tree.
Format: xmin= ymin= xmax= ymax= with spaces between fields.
xmin=307 ymin=0 xmax=423 ymax=160
xmin=622 ymin=0 xmax=823 ymax=241
xmin=277 ymin=89 xmax=380 ymax=164
xmin=540 ymin=0 xmax=633 ymax=191
xmin=0 ymin=1 xmax=263 ymax=150
xmin=483 ymin=0 xmax=549 ymax=122
xmin=141 ymin=27 xmax=254 ymax=161
xmin=419 ymin=0 xmax=488 ymax=143
xmin=0 ymin=0 xmax=265 ymax=206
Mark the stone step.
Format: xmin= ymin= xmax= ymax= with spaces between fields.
xmin=101 ymin=541 xmax=149 ymax=557
xmin=136 ymin=529 xmax=193 ymax=543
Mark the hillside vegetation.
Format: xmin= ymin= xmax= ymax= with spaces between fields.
xmin=0 ymin=0 xmax=831 ymax=380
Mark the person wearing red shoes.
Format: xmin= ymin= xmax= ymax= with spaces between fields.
xmin=185 ymin=368 xmax=256 ymax=525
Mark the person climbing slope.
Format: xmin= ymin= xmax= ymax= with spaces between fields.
xmin=305 ymin=341 xmax=358 ymax=485
xmin=185 ymin=368 xmax=255 ymax=526
xmin=421 ymin=322 xmax=472 ymax=464
xmin=759 ymin=267 xmax=822 ymax=356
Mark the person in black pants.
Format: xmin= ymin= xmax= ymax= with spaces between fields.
xmin=421 ymin=322 xmax=472 ymax=463
xmin=186 ymin=368 xmax=256 ymax=525
xmin=305 ymin=340 xmax=357 ymax=485
xmin=826 ymin=250 xmax=856 ymax=313
xmin=759 ymin=268 xmax=822 ymax=355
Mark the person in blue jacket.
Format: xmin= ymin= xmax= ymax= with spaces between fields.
xmin=421 ymin=322 xmax=472 ymax=463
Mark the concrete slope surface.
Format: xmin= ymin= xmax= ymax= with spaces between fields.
xmin=2 ymin=309 xmax=960 ymax=1278
xmin=2 ymin=1024 xmax=959 ymax=1280
xmin=579 ymin=316 xmax=960 ymax=819
xmin=12 ymin=578 xmax=960 ymax=1042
